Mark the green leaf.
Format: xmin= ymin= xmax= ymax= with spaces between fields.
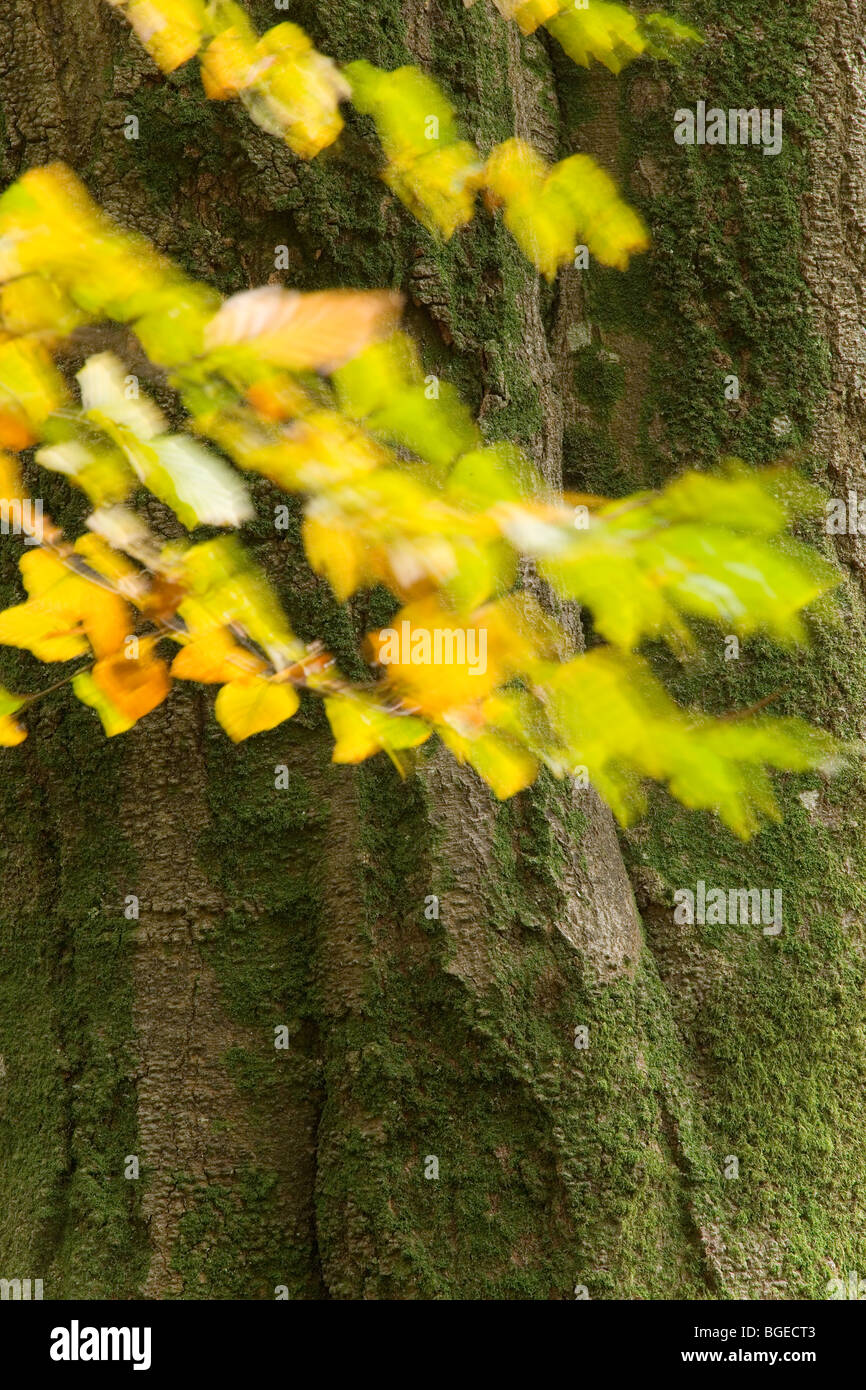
xmin=0 ymin=685 xmax=24 ymax=718
xmin=334 ymin=335 xmax=478 ymax=469
xmin=544 ymin=650 xmax=838 ymax=837
xmin=541 ymin=468 xmax=840 ymax=648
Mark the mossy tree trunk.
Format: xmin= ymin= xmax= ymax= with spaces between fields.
xmin=0 ymin=0 xmax=864 ymax=1299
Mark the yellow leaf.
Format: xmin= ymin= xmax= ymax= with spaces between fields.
xmin=124 ymin=0 xmax=206 ymax=73
xmin=0 ymin=685 xmax=26 ymax=746
xmin=344 ymin=60 xmax=482 ymax=237
xmin=383 ymin=144 xmax=483 ymax=239
xmin=545 ymin=2 xmax=646 ymax=74
xmin=324 ymin=692 xmax=431 ymax=765
xmin=19 ymin=549 xmax=132 ymax=658
xmin=437 ymin=723 xmax=538 ymax=799
xmin=200 ymin=23 xmax=257 ymax=99
xmin=484 ymin=139 xmax=648 ymax=277
xmin=546 ymin=151 xmax=650 ymax=270
xmin=491 ymin=0 xmax=562 ymax=35
xmin=214 ymin=676 xmax=300 ymax=741
xmin=302 ymin=511 xmax=364 ymax=601
xmin=204 ymin=287 xmax=403 ymax=371
xmin=0 ymin=712 xmax=26 ymax=746
xmin=0 ymin=600 xmax=89 ymax=662
xmin=73 ymin=533 xmax=141 ymax=594
xmin=243 ymin=24 xmax=350 ymax=158
xmin=177 ymin=535 xmax=302 ymax=670
xmin=35 ymin=438 xmax=135 ymax=508
xmin=366 ymin=595 xmax=522 ymax=715
xmin=243 ymin=412 xmax=386 ymax=493
xmin=0 ymin=276 xmax=85 ymax=336
xmin=0 ymin=337 xmax=67 ymax=444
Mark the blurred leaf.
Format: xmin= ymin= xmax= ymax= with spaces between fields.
xmin=438 ymin=722 xmax=538 ymax=799
xmin=484 ymin=139 xmax=649 ymax=276
xmin=205 ymin=287 xmax=403 ymax=373
xmin=199 ymin=9 xmax=258 ymax=97
xmin=302 ymin=510 xmax=365 ymax=602
xmin=345 ymin=60 xmax=483 ymax=237
xmin=72 ymin=669 xmax=136 ymax=736
xmin=545 ymin=1 xmax=645 ymax=72
xmin=214 ymin=675 xmax=300 ymax=741
xmin=490 ymin=0 xmax=562 ymax=34
xmin=78 ymin=352 xmax=166 ymax=438
xmin=109 ymin=0 xmax=207 ymax=72
xmin=178 ymin=535 xmax=302 ymax=670
xmin=541 ymin=467 xmax=840 ymax=648
xmin=366 ymin=593 xmax=547 ymax=717
xmin=0 ymin=685 xmax=26 ymax=746
xmin=324 ymin=690 xmax=431 ymax=766
xmin=0 ymin=337 xmax=67 ymax=449
xmin=334 ymin=335 xmax=478 ymax=468
xmin=0 ymin=600 xmax=89 ymax=663
xmin=0 ymin=549 xmax=131 ymax=661
xmin=92 ymin=637 xmax=172 ymax=721
xmin=446 ymin=443 xmax=542 ymax=509
xmin=145 ymin=434 xmax=253 ymax=529
xmin=239 ymin=23 xmax=350 ymax=158
xmin=73 ymin=353 xmax=253 ymax=527
xmin=36 ymin=436 xmax=135 ymax=508
xmin=544 ymin=649 xmax=837 ymax=837
xmin=0 ymin=450 xmax=23 ymax=499
xmin=73 ymin=533 xmax=141 ymax=594
xmin=640 ymin=13 xmax=703 ymax=61
xmin=0 ymin=276 xmax=86 ymax=336
xmin=172 ymin=628 xmax=266 ymax=682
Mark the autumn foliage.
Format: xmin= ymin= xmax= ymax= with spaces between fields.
xmin=0 ymin=3 xmax=842 ymax=838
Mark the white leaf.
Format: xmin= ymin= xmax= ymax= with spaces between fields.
xmin=77 ymin=352 xmax=165 ymax=439
xmin=149 ymin=435 xmax=254 ymax=528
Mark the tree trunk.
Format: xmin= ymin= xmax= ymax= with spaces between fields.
xmin=0 ymin=0 xmax=864 ymax=1300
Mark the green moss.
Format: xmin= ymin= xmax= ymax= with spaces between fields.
xmin=170 ymin=1167 xmax=306 ymax=1299
xmin=0 ymin=683 xmax=147 ymax=1296
xmin=562 ymin=0 xmax=866 ymax=1294
xmin=563 ymin=423 xmax=623 ymax=494
xmin=573 ymin=345 xmax=626 ymax=424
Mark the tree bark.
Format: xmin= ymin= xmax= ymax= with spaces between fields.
xmin=0 ymin=0 xmax=864 ymax=1300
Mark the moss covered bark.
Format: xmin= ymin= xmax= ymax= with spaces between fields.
xmin=0 ymin=0 xmax=863 ymax=1300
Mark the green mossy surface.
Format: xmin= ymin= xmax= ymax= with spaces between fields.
xmin=563 ymin=0 xmax=866 ymax=1296
xmin=0 ymin=622 xmax=146 ymax=1295
xmin=2 ymin=0 xmax=862 ymax=1301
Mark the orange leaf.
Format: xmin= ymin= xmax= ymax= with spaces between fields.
xmin=204 ymin=287 xmax=404 ymax=372
xmin=92 ymin=640 xmax=171 ymax=722
xmin=0 ymin=408 xmax=36 ymax=452
xmin=172 ymin=629 xmax=266 ymax=683
xmin=245 ymin=376 xmax=306 ymax=421
xmin=0 ymin=450 xmax=24 ymax=498
xmin=138 ymin=577 xmax=188 ymax=624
